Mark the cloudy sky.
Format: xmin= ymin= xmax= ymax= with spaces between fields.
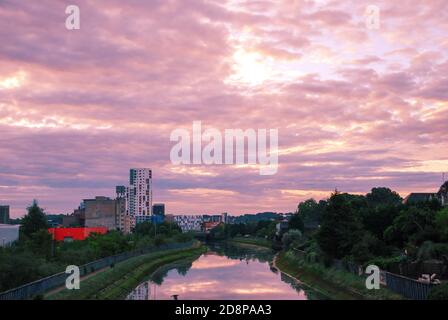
xmin=1 ymin=0 xmax=448 ymax=217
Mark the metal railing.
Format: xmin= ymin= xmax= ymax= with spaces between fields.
xmin=291 ymin=249 xmax=438 ymax=300
xmin=0 ymin=241 xmax=195 ymax=300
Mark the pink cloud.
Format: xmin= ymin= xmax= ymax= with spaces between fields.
xmin=0 ymin=0 xmax=447 ymax=217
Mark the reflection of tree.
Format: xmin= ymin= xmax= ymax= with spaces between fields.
xmin=176 ymin=261 xmax=193 ymax=276
xmin=208 ymin=242 xmax=274 ymax=263
xmin=150 ymin=259 xmax=194 ymax=284
xmin=152 ymin=268 xmax=169 ymax=285
xmin=279 ymin=272 xmax=327 ymax=300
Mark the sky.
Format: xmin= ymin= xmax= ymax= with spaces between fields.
xmin=1 ymin=0 xmax=448 ymax=218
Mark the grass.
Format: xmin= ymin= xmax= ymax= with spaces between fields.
xmin=275 ymin=251 xmax=404 ymax=300
xmin=48 ymin=244 xmax=206 ymax=300
xmin=227 ymin=236 xmax=272 ymax=249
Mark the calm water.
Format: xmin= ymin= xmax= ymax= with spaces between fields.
xmin=126 ymin=243 xmax=326 ymax=300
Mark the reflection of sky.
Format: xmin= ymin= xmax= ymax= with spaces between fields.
xmin=128 ymin=252 xmax=309 ymax=300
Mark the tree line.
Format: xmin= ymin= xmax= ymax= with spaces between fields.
xmin=0 ymin=200 xmax=193 ymax=293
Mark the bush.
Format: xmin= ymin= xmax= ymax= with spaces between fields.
xmin=174 ymin=232 xmax=194 ymax=243
xmin=154 ymin=235 xmax=166 ymax=247
xmin=281 ymin=229 xmax=303 ymax=250
xmin=428 ymin=283 xmax=448 ymax=300
xmin=367 ymin=255 xmax=407 ymax=271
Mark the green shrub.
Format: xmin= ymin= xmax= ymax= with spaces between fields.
xmin=367 ymin=255 xmax=409 ymax=271
xmin=428 ymin=283 xmax=448 ymax=300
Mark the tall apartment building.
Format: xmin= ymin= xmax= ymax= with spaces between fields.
xmin=0 ymin=205 xmax=10 ymax=224
xmin=126 ymin=168 xmax=153 ymax=225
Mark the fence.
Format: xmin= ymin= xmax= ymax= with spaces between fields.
xmin=291 ymin=249 xmax=437 ymax=300
xmin=384 ymin=272 xmax=437 ymax=300
xmin=0 ymin=241 xmax=195 ymax=300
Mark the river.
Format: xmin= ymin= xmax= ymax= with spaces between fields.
xmin=126 ymin=242 xmax=327 ymax=300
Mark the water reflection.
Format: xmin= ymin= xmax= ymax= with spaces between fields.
xmin=126 ymin=243 xmax=325 ymax=300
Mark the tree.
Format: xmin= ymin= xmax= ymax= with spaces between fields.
xmin=435 ymin=207 xmax=448 ymax=241
xmin=297 ymin=198 xmax=326 ymax=228
xmin=20 ymin=200 xmax=48 ymax=239
xmin=366 ymin=187 xmax=402 ymax=207
xmin=350 ymin=232 xmax=386 ymax=264
xmin=281 ymin=229 xmax=303 ymax=250
xmin=25 ymin=229 xmax=53 ymax=258
xmin=133 ymin=221 xmax=153 ymax=236
xmin=255 ymin=221 xmax=276 ymax=239
xmin=428 ymin=283 xmax=448 ymax=300
xmin=384 ymin=206 xmax=437 ymax=246
xmin=361 ymin=204 xmax=401 ymax=240
xmin=316 ymin=193 xmax=364 ymax=259
xmin=288 ymin=214 xmax=304 ymax=232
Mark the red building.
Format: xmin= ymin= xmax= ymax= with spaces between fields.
xmin=48 ymin=227 xmax=107 ymax=241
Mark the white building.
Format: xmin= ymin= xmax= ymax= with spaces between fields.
xmin=174 ymin=215 xmax=203 ymax=232
xmin=126 ymin=168 xmax=153 ymax=225
xmin=0 ymin=224 xmax=20 ymax=247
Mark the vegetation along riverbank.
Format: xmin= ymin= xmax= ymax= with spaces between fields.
xmin=47 ymin=243 xmax=206 ymax=300
xmin=275 ymin=251 xmax=404 ymax=300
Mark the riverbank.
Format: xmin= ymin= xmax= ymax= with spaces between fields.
xmin=275 ymin=251 xmax=404 ymax=300
xmin=226 ymin=236 xmax=272 ymax=249
xmin=47 ymin=243 xmax=206 ymax=300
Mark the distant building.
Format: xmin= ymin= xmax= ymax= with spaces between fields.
xmin=173 ymin=214 xmax=228 ymax=232
xmin=403 ymin=193 xmax=438 ymax=204
xmin=48 ymin=227 xmax=107 ymax=241
xmin=221 ymin=212 xmax=228 ymax=224
xmin=404 ymin=181 xmax=448 ymax=206
xmin=116 ymin=186 xmax=131 ymax=234
xmin=153 ymin=203 xmax=165 ymax=217
xmin=437 ymin=181 xmax=448 ymax=206
xmin=164 ymin=214 xmax=175 ymax=223
xmin=64 ymin=205 xmax=86 ymax=227
xmin=126 ymin=168 xmax=153 ymax=225
xmin=0 ymin=224 xmax=19 ymax=246
xmin=174 ymin=215 xmax=203 ymax=232
xmin=203 ymin=214 xmax=222 ymax=223
xmin=276 ymin=220 xmax=289 ymax=237
xmin=0 ymin=205 xmax=10 ymax=224
xmin=62 ymin=214 xmax=77 ymax=227
xmin=150 ymin=214 xmax=164 ymax=224
xmin=116 ymin=185 xmax=126 ymax=196
xmin=204 ymin=221 xmax=222 ymax=232
xmin=84 ymin=196 xmax=117 ymax=230
xmin=47 ymin=219 xmax=60 ymax=228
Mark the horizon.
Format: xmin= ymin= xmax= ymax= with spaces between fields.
xmin=4 ymin=183 xmax=443 ymax=219
xmin=1 ymin=1 xmax=448 ymax=218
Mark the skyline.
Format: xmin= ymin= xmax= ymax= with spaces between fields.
xmin=1 ymin=0 xmax=448 ymax=218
